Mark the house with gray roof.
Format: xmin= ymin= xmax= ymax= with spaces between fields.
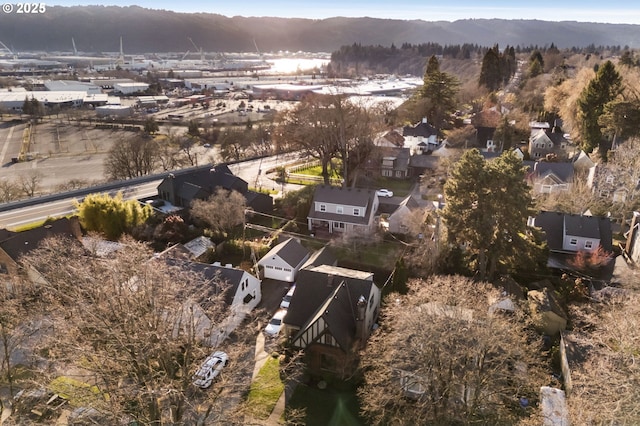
xmin=307 ymin=185 xmax=379 ymax=234
xmin=0 ymin=217 xmax=82 ymax=277
xmin=383 ymin=195 xmax=430 ymax=235
xmin=532 ymin=211 xmax=612 ymax=254
xmin=587 ymin=162 xmax=640 ymax=204
xmin=283 ymin=264 xmax=380 ymax=378
xmin=526 ymin=161 xmax=574 ymax=194
xmin=156 ymin=164 xmax=272 ymax=213
xmin=161 ymin=254 xmax=262 ymax=347
xmin=258 ymin=237 xmax=311 ymax=282
xmin=531 ymin=211 xmax=614 ymax=277
xmin=380 ymin=147 xmax=411 ymax=179
xmin=528 ymin=127 xmax=572 ymax=160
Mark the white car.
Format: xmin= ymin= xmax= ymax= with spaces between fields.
xmin=193 ymin=351 xmax=228 ymax=389
xmin=376 ymin=189 xmax=394 ymax=198
xmin=280 ymin=285 xmax=296 ymax=309
xmin=264 ymin=309 xmax=287 ymax=336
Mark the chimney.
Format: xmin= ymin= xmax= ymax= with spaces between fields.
xmin=327 ymin=274 xmax=335 ymax=287
xmin=356 ymin=295 xmax=368 ymax=343
xmin=422 ymin=117 xmax=427 ymax=124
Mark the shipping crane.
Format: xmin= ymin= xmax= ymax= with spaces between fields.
xmin=0 ymin=41 xmax=16 ymax=59
xmin=188 ymin=37 xmax=205 ymax=62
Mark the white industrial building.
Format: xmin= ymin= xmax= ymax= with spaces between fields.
xmin=95 ymin=105 xmax=132 ymax=117
xmin=44 ymin=80 xmax=103 ymax=95
xmin=0 ymin=91 xmax=86 ymax=111
xmin=113 ymin=82 xmax=149 ymax=95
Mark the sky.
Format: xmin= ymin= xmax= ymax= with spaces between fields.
xmin=49 ymin=1 xmax=640 ymax=24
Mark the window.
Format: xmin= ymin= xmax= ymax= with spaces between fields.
xmin=569 ymin=238 xmax=578 ymax=246
xmin=382 ymin=170 xmax=392 ymax=177
xmin=541 ymin=185 xmax=552 ymax=193
xmin=353 ymin=208 xmax=360 ymax=216
xmin=334 ymin=222 xmax=345 ymax=229
xmin=584 ymin=241 xmax=593 ymax=249
xmin=336 ymin=205 xmax=343 ymax=214
xmin=605 ymin=175 xmax=614 ymax=184
xmin=319 ymin=204 xmax=326 ymax=212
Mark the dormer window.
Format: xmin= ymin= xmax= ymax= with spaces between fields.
xmin=353 ymin=208 xmax=360 ymax=216
xmin=584 ymin=240 xmax=593 ymax=249
xmin=320 ymin=204 xmax=326 ymax=212
xmin=605 ymin=175 xmax=614 ymax=184
xmin=569 ymin=238 xmax=578 ymax=246
xmin=336 ymin=205 xmax=344 ymax=214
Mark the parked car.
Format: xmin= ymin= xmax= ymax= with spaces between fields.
xmin=280 ymin=285 xmax=296 ymax=309
xmin=193 ymin=351 xmax=228 ymax=389
xmin=376 ymin=189 xmax=394 ymax=198
xmin=264 ymin=309 xmax=287 ymax=336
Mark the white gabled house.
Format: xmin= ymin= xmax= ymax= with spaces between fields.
xmin=258 ymin=237 xmax=311 ymax=282
xmin=161 ymin=249 xmax=262 ymax=347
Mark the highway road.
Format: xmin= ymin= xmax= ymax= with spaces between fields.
xmin=0 ymin=152 xmax=304 ymax=229
xmin=0 ymin=180 xmax=162 ymax=229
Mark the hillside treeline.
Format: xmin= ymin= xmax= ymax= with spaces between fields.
xmin=327 ymin=42 xmax=625 ymax=77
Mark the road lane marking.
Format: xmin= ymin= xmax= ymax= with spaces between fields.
xmin=0 ymin=125 xmax=16 ymax=165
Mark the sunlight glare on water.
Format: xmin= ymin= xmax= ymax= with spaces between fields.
xmin=267 ymin=58 xmax=330 ymax=74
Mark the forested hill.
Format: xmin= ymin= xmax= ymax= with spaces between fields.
xmin=1 ymin=6 xmax=640 ymax=53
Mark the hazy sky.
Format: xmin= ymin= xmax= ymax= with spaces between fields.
xmin=50 ymin=1 xmax=640 ymax=24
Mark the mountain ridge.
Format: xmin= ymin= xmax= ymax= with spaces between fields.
xmin=0 ymin=6 xmax=638 ymax=53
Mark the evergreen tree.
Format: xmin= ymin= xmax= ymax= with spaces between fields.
xmin=143 ymin=117 xmax=159 ymax=135
xmin=425 ymin=55 xmax=440 ymax=75
xmin=418 ymin=56 xmax=460 ymax=133
xmin=479 ymin=47 xmax=502 ymax=91
xmin=442 ymin=149 xmax=536 ymax=281
xmin=493 ymin=116 xmax=517 ymax=151
xmin=187 ymin=120 xmax=201 ymax=137
xmin=577 ymin=60 xmax=622 ymax=153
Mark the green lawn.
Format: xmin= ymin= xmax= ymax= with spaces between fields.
xmin=287 ymin=383 xmax=365 ymax=426
xmin=246 ymin=356 xmax=284 ymax=419
xmin=49 ymin=376 xmax=109 ymax=408
xmin=370 ymin=177 xmax=415 ymax=196
xmin=332 ymin=240 xmax=404 ymax=270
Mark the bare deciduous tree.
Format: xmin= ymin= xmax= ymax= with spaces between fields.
xmin=277 ymin=93 xmax=379 ymax=186
xmin=190 ymin=188 xmax=247 ymax=237
xmin=19 ymin=236 xmax=252 ymax=425
xmin=566 ymin=296 xmax=640 ymax=425
xmin=18 ymin=171 xmax=42 ymax=198
xmin=0 ymin=179 xmax=21 ymax=203
xmin=105 ymin=135 xmax=159 ymax=180
xmin=0 ymin=277 xmax=40 ymax=398
xmin=359 ymin=275 xmax=546 ymax=426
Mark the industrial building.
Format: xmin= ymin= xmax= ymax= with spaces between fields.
xmin=95 ymin=105 xmax=132 ymax=117
xmin=113 ymin=82 xmax=150 ymax=95
xmin=44 ymin=80 xmax=103 ymax=95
